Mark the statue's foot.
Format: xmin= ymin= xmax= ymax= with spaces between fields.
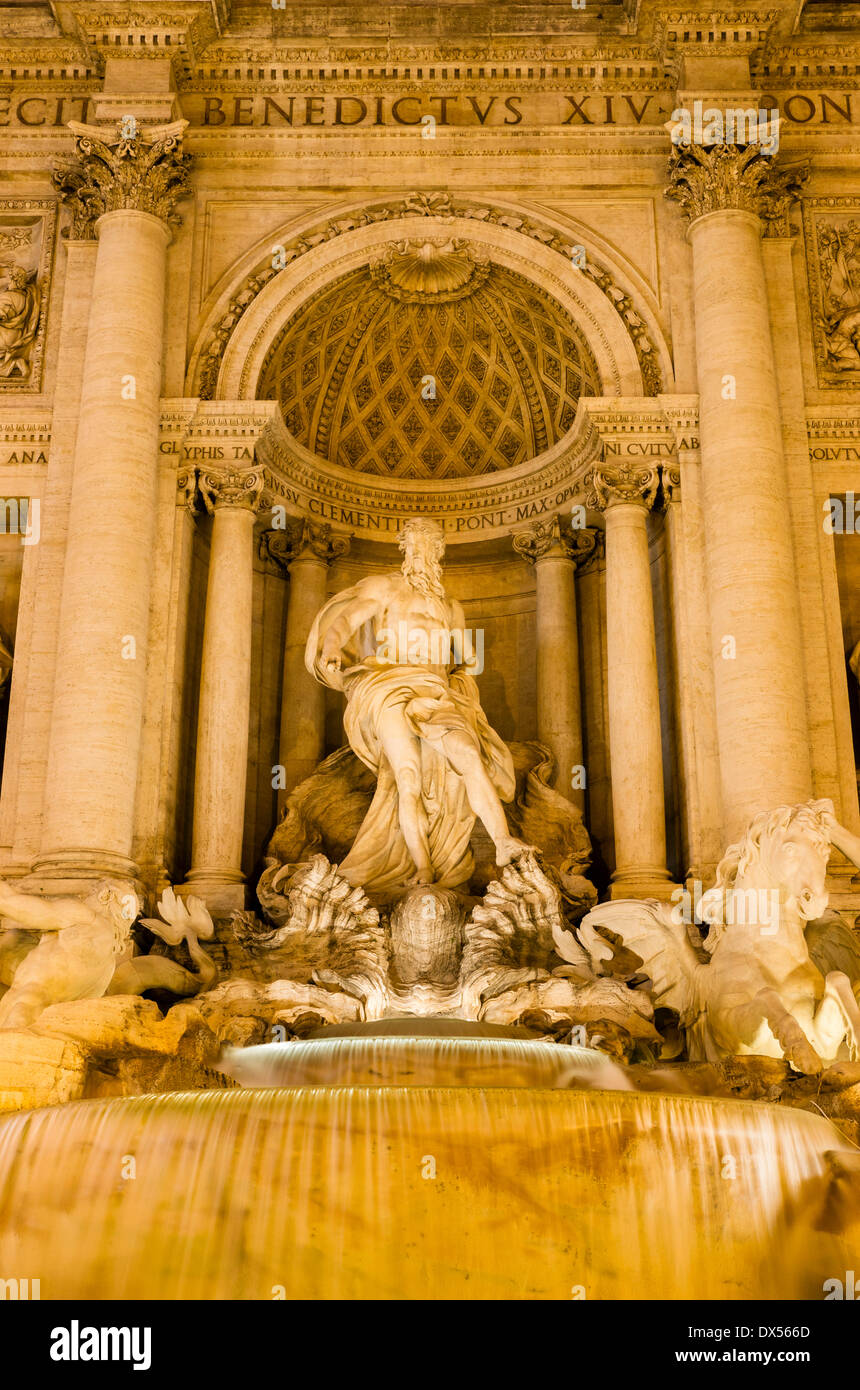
xmin=495 ymin=836 xmax=538 ymax=867
xmin=407 ymin=868 xmax=435 ymax=886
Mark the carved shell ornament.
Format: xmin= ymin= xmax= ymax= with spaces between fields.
xmin=370 ymin=239 xmax=492 ymax=303
xmin=196 ymin=193 xmax=663 ymax=400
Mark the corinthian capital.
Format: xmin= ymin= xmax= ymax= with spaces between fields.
xmin=52 ymin=120 xmax=190 ymax=239
xmin=665 ymin=142 xmax=808 ymax=227
xmin=585 ymin=464 xmax=660 ymax=512
xmin=512 ymin=514 xmax=601 ymax=569
xmin=198 ymin=467 xmax=264 ymax=513
xmin=260 ymin=518 xmax=350 ymax=570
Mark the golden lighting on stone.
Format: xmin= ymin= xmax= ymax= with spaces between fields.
xmin=258 ymin=256 xmax=600 ymax=479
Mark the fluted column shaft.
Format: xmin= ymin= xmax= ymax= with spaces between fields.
xmin=37 ymin=122 xmax=189 ymax=883
xmin=513 ymin=517 xmax=598 ymax=807
xmin=589 ymin=465 xmax=671 ymax=897
xmin=185 ymin=470 xmax=262 ymax=910
xmin=667 ymin=142 xmax=812 ymax=839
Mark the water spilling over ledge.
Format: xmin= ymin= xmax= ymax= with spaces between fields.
xmin=0 ymin=1027 xmax=855 ymax=1300
xmin=218 ymin=1020 xmax=627 ymax=1089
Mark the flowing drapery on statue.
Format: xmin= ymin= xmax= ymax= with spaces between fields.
xmin=305 ymin=518 xmax=529 ymax=893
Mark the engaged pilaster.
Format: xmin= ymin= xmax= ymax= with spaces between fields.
xmin=36 ymin=122 xmax=189 ymax=885
xmin=587 ymin=463 xmax=672 ymax=898
xmin=512 ymin=514 xmax=599 ymax=807
xmin=666 ymin=138 xmax=812 ymax=840
xmin=262 ymin=519 xmax=350 ymax=807
xmin=185 ymin=467 xmax=265 ymax=911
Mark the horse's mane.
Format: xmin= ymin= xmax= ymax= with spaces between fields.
xmin=703 ymin=800 xmax=831 ymax=954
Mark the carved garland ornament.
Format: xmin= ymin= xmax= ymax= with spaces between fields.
xmin=196 ymin=191 xmax=663 ymax=400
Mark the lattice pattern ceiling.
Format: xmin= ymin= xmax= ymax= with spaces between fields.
xmin=258 ymin=255 xmax=600 ymax=480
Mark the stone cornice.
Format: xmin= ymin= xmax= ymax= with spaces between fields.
xmin=153 ymin=396 xmax=709 ymax=544
xmin=158 ymin=395 xmax=601 ymax=542
xmin=806 ymin=408 xmax=860 ymax=447
xmin=51 ymin=1 xmax=226 ymax=76
xmin=2 ymin=2 xmax=859 ymax=88
xmin=577 ymin=396 xmax=684 ymax=452
xmin=658 ymin=393 xmax=701 ymax=453
xmin=579 ymin=394 xmax=699 ymax=508
xmin=0 ymin=409 xmax=53 ymax=466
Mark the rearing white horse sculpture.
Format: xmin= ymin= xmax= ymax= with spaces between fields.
xmin=573 ymin=799 xmax=860 ymax=1074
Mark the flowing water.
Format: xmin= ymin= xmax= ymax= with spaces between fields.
xmin=0 ymin=1028 xmax=855 ymax=1300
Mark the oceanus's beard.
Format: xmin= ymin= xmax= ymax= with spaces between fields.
xmin=402 ymin=552 xmax=444 ymax=598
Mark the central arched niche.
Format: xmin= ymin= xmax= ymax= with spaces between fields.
xmin=256 ymin=239 xmax=601 ymax=481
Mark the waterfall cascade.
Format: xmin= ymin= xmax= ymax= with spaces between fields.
xmin=0 ymin=1024 xmax=855 ymax=1301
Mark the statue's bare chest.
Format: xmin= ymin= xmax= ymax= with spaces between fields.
xmin=377 ymin=586 xmax=453 ymax=635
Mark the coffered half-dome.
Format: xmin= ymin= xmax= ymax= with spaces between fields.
xmin=257 ymin=239 xmax=601 ymax=480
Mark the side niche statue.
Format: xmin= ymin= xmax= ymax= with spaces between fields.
xmin=305 ymin=517 xmax=533 ymax=893
xmin=573 ymin=799 xmax=860 ymax=1074
xmin=0 ymin=266 xmax=41 ymax=380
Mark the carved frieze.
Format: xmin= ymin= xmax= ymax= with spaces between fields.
xmin=803 ymin=200 xmax=860 ymax=389
xmin=0 ymin=200 xmax=56 ymax=392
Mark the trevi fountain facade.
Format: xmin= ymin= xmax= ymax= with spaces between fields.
xmin=0 ymin=0 xmax=857 ymax=1310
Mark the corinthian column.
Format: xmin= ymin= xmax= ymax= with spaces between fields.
xmin=261 ymin=520 xmax=350 ymax=807
xmin=587 ymin=464 xmax=672 ymax=898
xmin=185 ymin=468 xmax=264 ymax=911
xmin=666 ymin=139 xmax=812 ymax=840
xmin=35 ymin=121 xmax=189 ymax=885
xmin=512 ymin=515 xmax=599 ymax=807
